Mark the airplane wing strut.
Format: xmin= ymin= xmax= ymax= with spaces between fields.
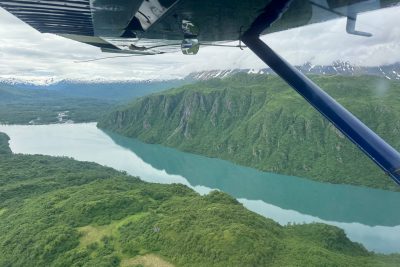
xmin=241 ymin=0 xmax=400 ymax=185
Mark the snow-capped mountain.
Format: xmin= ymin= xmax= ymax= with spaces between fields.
xmin=298 ymin=61 xmax=400 ymax=79
xmin=0 ymin=76 xmax=176 ymax=87
xmin=186 ymin=61 xmax=400 ymax=81
xmin=0 ymin=76 xmax=62 ymax=86
xmin=2 ymin=61 xmax=400 ymax=86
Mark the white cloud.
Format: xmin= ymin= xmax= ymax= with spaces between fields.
xmin=0 ymin=5 xmax=399 ymax=82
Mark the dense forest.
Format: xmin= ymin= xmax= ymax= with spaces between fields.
xmin=98 ymin=74 xmax=400 ymax=191
xmin=0 ymin=132 xmax=11 ymax=154
xmin=1 ymin=132 xmax=400 ymax=266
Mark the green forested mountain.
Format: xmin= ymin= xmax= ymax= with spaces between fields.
xmin=0 ymin=83 xmax=60 ymax=101
xmin=98 ymin=74 xmax=400 ymax=191
xmin=1 ymin=132 xmax=400 ymax=266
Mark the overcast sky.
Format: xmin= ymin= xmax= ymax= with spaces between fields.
xmin=0 ymin=5 xmax=399 ymax=82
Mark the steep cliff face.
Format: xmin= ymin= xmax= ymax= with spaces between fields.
xmin=98 ymin=74 xmax=400 ymax=190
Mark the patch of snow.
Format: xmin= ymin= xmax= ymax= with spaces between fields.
xmin=248 ymin=68 xmax=259 ymax=74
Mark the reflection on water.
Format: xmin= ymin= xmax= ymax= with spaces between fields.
xmin=103 ymin=129 xmax=400 ymax=227
xmin=241 ymin=199 xmax=400 ymax=254
xmin=0 ymin=123 xmax=399 ymax=253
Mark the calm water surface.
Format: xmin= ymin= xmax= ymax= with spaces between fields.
xmin=0 ymin=123 xmax=399 ymax=253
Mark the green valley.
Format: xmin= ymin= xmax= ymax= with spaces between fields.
xmin=0 ymin=83 xmax=114 ymax=124
xmin=1 ymin=132 xmax=400 ymax=266
xmin=98 ymin=74 xmax=400 ymax=191
xmin=0 ymin=80 xmax=185 ymax=125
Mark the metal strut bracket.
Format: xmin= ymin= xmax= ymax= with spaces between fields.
xmin=346 ymin=14 xmax=372 ymax=37
xmin=240 ymin=0 xmax=400 ymax=186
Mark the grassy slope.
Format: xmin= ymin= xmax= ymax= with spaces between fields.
xmin=1 ymin=133 xmax=399 ymax=266
xmin=98 ymin=74 xmax=400 ymax=191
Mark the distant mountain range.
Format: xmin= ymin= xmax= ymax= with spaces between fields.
xmin=186 ymin=61 xmax=400 ymax=81
xmin=1 ymin=61 xmax=399 ymax=87
xmin=0 ymin=77 xmax=170 ymax=87
xmin=0 ymin=79 xmax=188 ymax=102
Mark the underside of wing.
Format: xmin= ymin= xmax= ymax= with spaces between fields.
xmin=0 ymin=0 xmax=399 ymax=55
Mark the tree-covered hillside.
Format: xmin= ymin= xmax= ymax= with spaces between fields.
xmin=98 ymin=74 xmax=400 ymax=191
xmin=1 ymin=133 xmax=399 ymax=266
xmin=0 ymin=132 xmax=11 ymax=155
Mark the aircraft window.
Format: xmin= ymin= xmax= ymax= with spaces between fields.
xmin=0 ymin=1 xmax=399 ymax=265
